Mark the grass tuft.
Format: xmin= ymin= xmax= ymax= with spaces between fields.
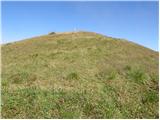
xmin=66 ymin=72 xmax=79 ymax=80
xmin=126 ymin=68 xmax=148 ymax=84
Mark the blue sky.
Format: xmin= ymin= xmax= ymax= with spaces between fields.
xmin=2 ymin=1 xmax=159 ymax=51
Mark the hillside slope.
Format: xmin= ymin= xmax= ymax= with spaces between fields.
xmin=1 ymin=31 xmax=159 ymax=118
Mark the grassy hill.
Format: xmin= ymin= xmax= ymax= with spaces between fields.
xmin=1 ymin=31 xmax=159 ymax=118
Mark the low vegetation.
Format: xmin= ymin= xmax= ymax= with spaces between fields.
xmin=1 ymin=31 xmax=159 ymax=118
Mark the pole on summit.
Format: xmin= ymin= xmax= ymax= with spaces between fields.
xmin=74 ymin=28 xmax=77 ymax=32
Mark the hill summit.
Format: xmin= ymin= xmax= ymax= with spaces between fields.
xmin=2 ymin=31 xmax=159 ymax=118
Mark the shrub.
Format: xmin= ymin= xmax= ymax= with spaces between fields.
xmin=48 ymin=32 xmax=56 ymax=35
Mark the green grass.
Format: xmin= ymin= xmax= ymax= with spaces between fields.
xmin=126 ymin=67 xmax=148 ymax=84
xmin=2 ymin=87 xmax=115 ymax=118
xmin=1 ymin=31 xmax=159 ymax=118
